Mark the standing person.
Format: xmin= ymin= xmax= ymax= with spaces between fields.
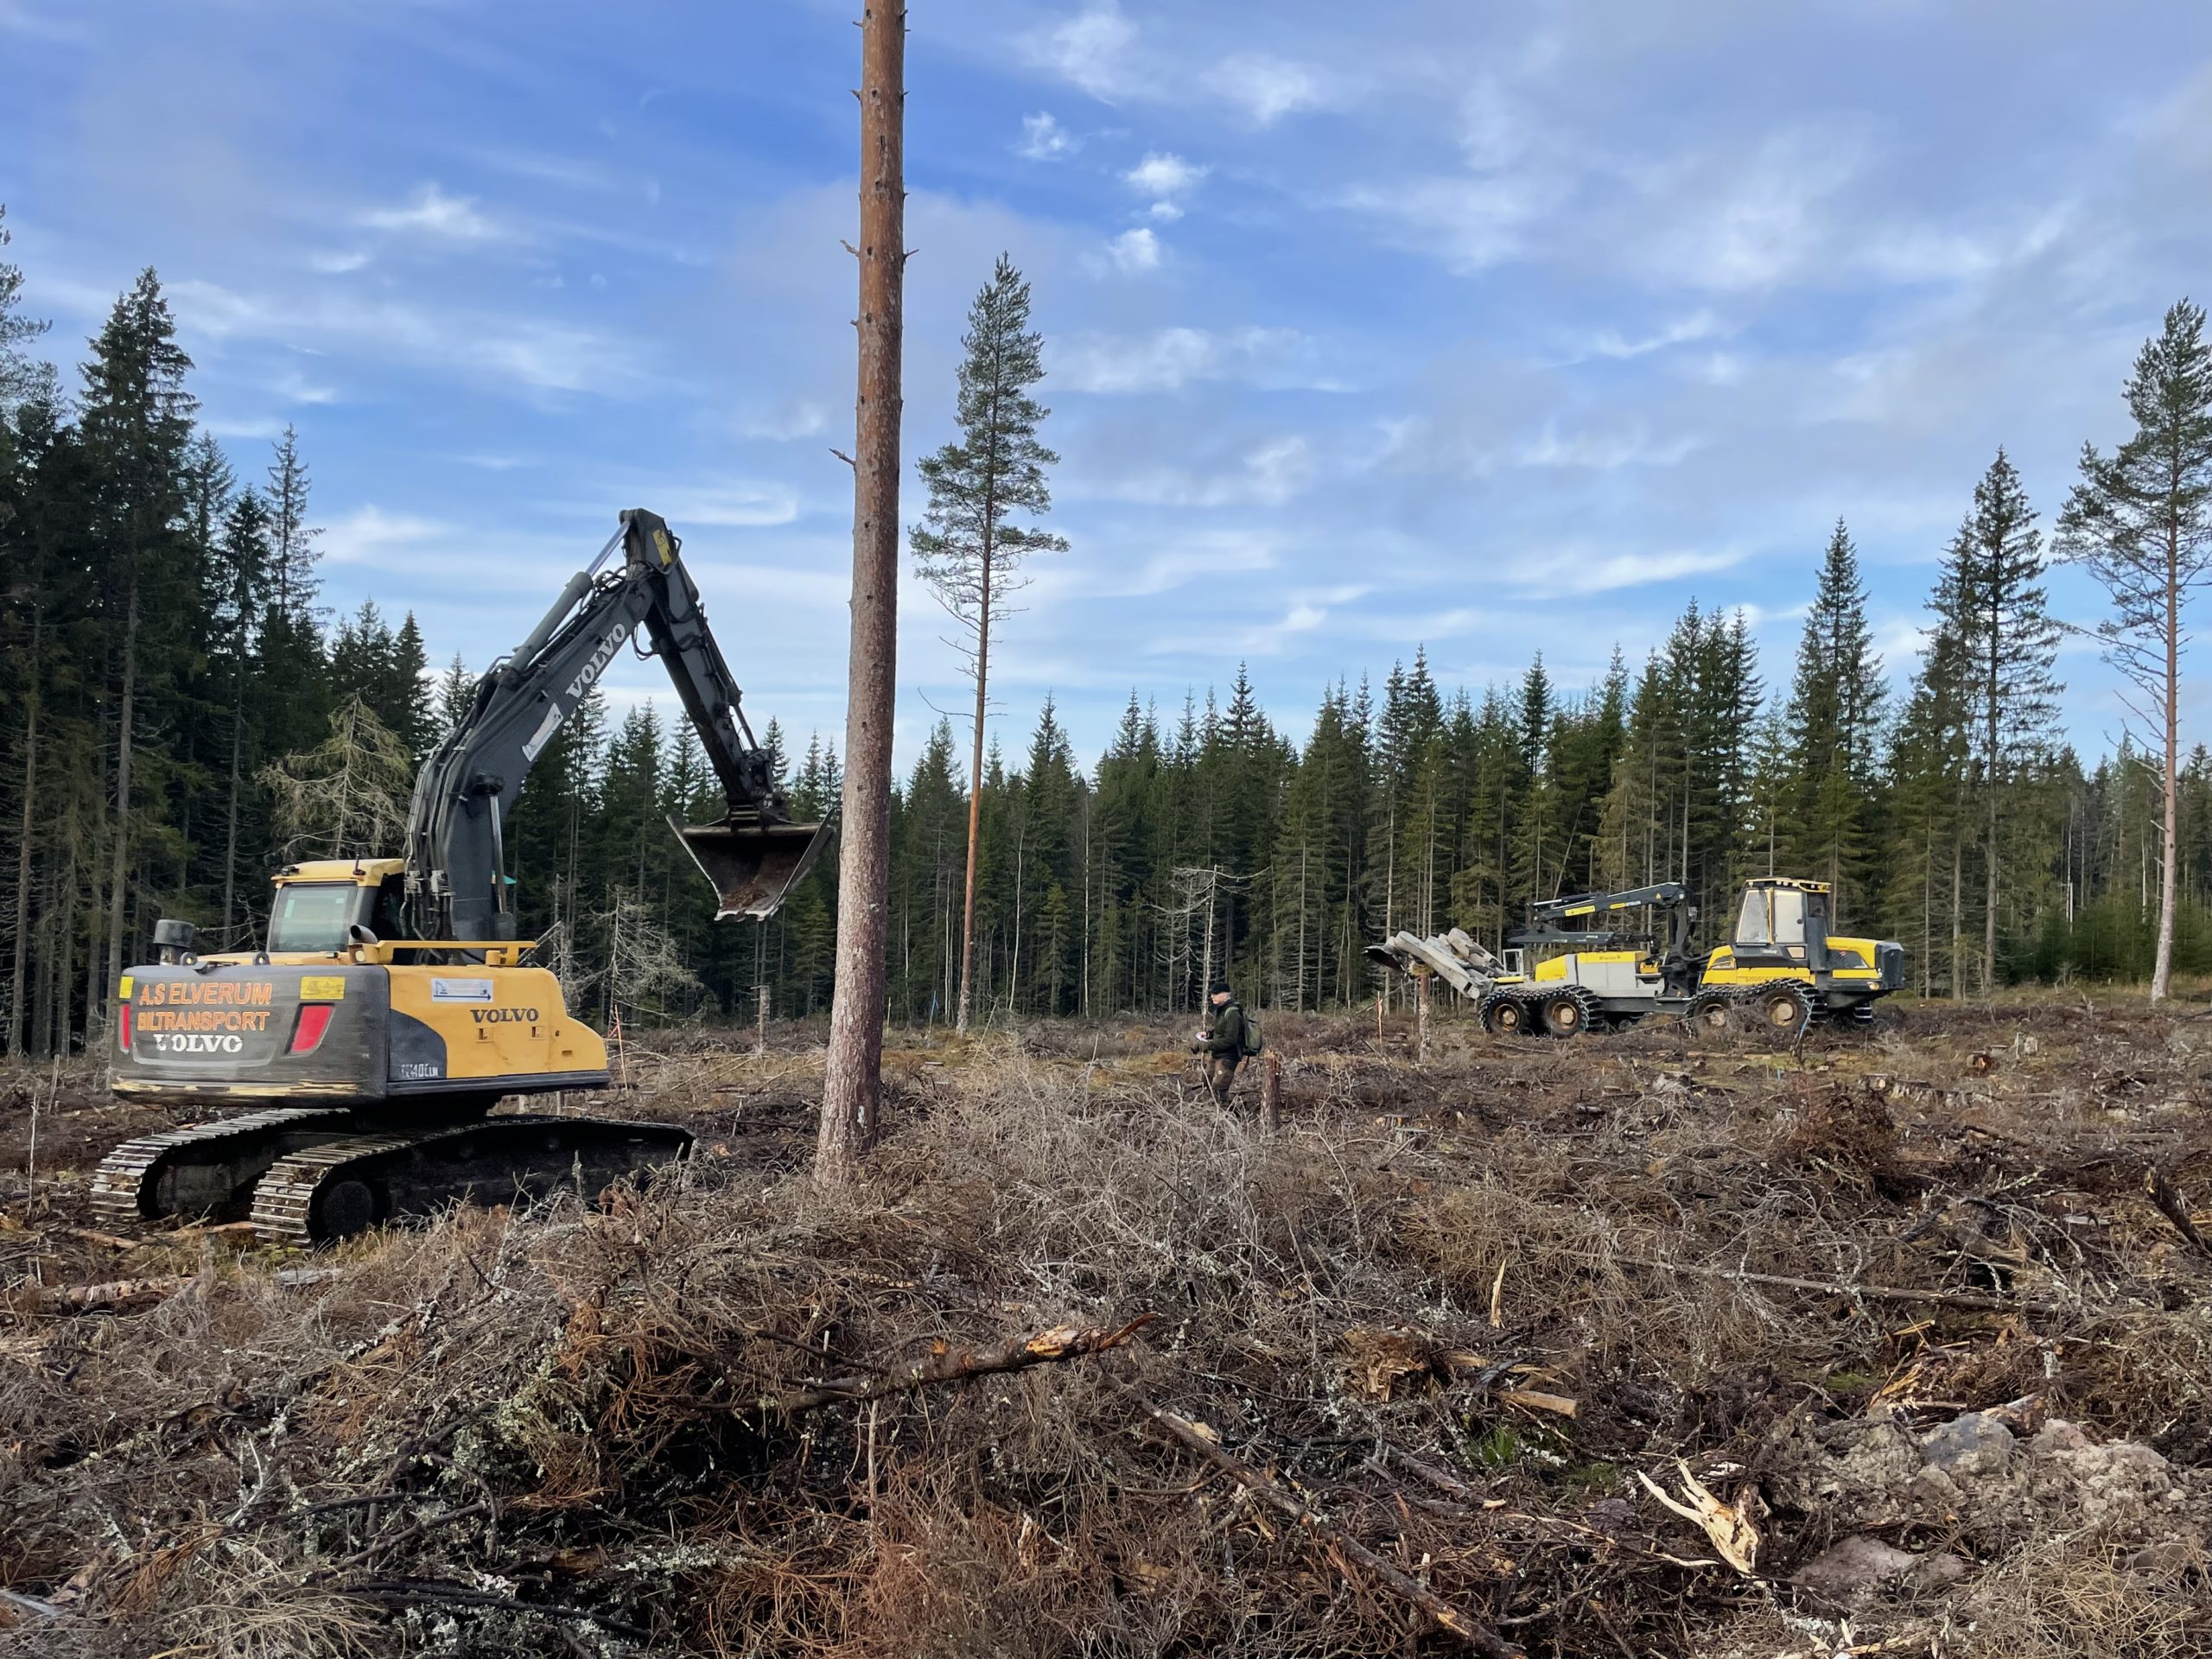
xmin=1193 ymin=980 xmax=1245 ymax=1107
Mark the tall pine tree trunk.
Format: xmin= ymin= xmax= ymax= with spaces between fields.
xmin=8 ymin=607 xmax=40 ymax=1057
xmin=2153 ymin=537 xmax=2181 ymax=1002
xmin=100 ymin=575 xmax=141 ymax=1041
xmin=955 ymin=548 xmax=990 ymax=1033
xmin=818 ymin=0 xmax=904 ymax=1185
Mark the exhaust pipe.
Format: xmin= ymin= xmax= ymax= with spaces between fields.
xmin=670 ymin=813 xmax=835 ymax=921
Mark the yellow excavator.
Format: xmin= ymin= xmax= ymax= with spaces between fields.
xmin=95 ymin=510 xmax=827 ymax=1243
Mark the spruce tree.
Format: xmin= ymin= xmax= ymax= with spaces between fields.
xmin=1950 ymin=449 xmax=2063 ymax=988
xmin=80 ymin=270 xmax=196 ymax=1031
xmin=910 ymin=255 xmax=1068 ymax=1033
xmin=2056 ymin=299 xmax=2212 ymax=1001
xmin=1784 ymin=519 xmax=1886 ymax=908
xmin=0 ymin=206 xmax=53 ymax=411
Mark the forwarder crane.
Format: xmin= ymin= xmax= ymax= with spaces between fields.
xmin=95 ymin=510 xmax=829 ymax=1244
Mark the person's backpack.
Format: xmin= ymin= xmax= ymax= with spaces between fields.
xmin=1238 ymin=1007 xmax=1262 ymax=1058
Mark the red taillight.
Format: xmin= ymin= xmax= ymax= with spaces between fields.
xmin=118 ymin=1003 xmax=132 ymax=1052
xmin=290 ymin=1003 xmax=335 ymax=1054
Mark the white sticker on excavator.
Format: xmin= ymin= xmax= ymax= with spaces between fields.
xmin=522 ymin=702 xmax=565 ymax=762
xmin=431 ymin=978 xmax=495 ymax=1002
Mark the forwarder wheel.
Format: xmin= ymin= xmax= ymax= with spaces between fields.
xmin=1481 ymin=994 xmax=1529 ymax=1037
xmin=1540 ymin=989 xmax=1592 ymax=1039
xmin=1758 ymin=983 xmax=1812 ymax=1040
xmin=1685 ymin=991 xmax=1736 ymax=1037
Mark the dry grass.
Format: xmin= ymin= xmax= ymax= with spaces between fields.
xmin=1 ymin=996 xmax=2209 ymax=1656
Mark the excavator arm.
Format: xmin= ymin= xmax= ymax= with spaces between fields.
xmin=403 ymin=509 xmax=827 ymax=944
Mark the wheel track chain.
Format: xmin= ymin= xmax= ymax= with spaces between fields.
xmin=246 ymin=1115 xmax=697 ymax=1246
xmin=250 ymin=1132 xmax=435 ymax=1246
xmin=91 ymin=1108 xmax=359 ymax=1225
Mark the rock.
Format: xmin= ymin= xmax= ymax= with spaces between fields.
xmin=1793 ymin=1535 xmax=1967 ymax=1607
xmin=2123 ymin=1541 xmax=2197 ymax=1576
xmin=2028 ymin=1418 xmax=2092 ymax=1456
xmin=1921 ymin=1411 xmax=2014 ymax=1478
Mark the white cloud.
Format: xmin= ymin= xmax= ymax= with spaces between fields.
xmin=1338 ymin=174 xmax=1542 ymax=275
xmin=271 ymin=367 xmax=338 ymax=405
xmin=1017 ymin=111 xmax=1077 ymax=161
xmin=1504 ymin=546 xmax=1751 ymax=599
xmin=737 ymin=400 xmax=830 ymax=442
xmin=1108 ymin=435 xmax=1313 ymax=508
xmin=649 ymin=483 xmax=801 ymax=528
xmin=1635 ymin=128 xmax=1869 ymax=293
xmin=1053 ymin=325 xmax=1325 ymax=394
xmin=1512 ymin=423 xmax=1702 ymax=469
xmin=1574 ymin=312 xmax=1722 ymax=360
xmin=1203 ymin=54 xmax=1329 ymax=125
xmin=321 ymin=505 xmax=448 ymax=566
xmin=165 ymin=277 xmax=643 ymax=396
xmin=360 ymin=182 xmax=500 ymax=242
xmin=1124 ymin=151 xmax=1205 ymax=199
xmin=308 ymin=249 xmax=370 ymax=275
xmin=1105 ymin=226 xmax=1160 ymax=272
xmin=1026 ymin=1 xmax=1137 ymax=102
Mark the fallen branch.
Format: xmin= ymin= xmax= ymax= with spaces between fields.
xmin=347 ymin=1578 xmax=646 ymax=1641
xmin=60 ymin=1225 xmax=142 ymax=1251
xmin=2145 ymin=1171 xmax=2211 ymax=1259
xmin=29 ymin=1275 xmax=192 ymax=1313
xmin=767 ymin=1315 xmax=1155 ymax=1415
xmin=1607 ymin=1255 xmax=2074 ymax=1315
xmin=1128 ymin=1392 xmax=1522 ymax=1659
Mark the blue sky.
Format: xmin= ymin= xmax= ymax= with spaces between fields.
xmin=6 ymin=0 xmax=2211 ymax=772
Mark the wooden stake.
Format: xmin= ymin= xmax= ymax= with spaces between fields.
xmin=1262 ymin=1050 xmax=1282 ymax=1132
xmin=756 ymin=982 xmax=770 ymax=1056
xmin=819 ymin=0 xmax=906 ymax=1185
xmin=1416 ymin=972 xmax=1431 ymax=1064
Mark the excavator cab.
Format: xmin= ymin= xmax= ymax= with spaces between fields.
xmin=673 ymin=813 xmax=833 ymax=920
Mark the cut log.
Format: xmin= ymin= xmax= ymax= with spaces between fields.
xmin=768 ymin=1315 xmax=1154 ymax=1416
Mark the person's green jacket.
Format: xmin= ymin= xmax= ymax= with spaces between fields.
xmin=1202 ymin=1001 xmax=1245 ymax=1055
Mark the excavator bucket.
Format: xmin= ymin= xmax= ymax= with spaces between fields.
xmin=671 ymin=814 xmax=834 ymax=920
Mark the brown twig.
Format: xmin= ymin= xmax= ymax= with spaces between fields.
xmin=767 ymin=1315 xmax=1155 ymax=1415
xmin=2145 ymin=1170 xmax=2211 ymax=1258
xmin=1128 ymin=1391 xmax=1523 ymax=1658
xmin=348 ymin=1578 xmax=647 ymax=1642
xmin=1606 ymin=1254 xmax=2075 ymax=1315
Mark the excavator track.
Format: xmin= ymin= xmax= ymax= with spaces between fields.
xmin=92 ymin=1108 xmax=361 ymax=1226
xmin=247 ymin=1115 xmax=696 ymax=1246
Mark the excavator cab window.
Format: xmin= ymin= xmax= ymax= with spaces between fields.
xmin=1770 ymin=888 xmax=1806 ymax=945
xmin=1735 ymin=889 xmax=1772 ymax=947
xmin=267 ymin=883 xmax=363 ymax=954
xmin=372 ymin=875 xmax=410 ymax=941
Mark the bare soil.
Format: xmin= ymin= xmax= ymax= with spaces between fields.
xmin=2 ymin=995 xmax=2209 ymax=1657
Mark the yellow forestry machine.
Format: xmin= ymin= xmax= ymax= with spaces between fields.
xmin=1370 ymin=877 xmax=1905 ymax=1040
xmin=94 ymin=510 xmax=828 ymax=1244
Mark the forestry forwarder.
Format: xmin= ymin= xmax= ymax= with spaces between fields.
xmin=95 ymin=511 xmax=828 ymax=1246
xmin=1380 ymin=879 xmax=1904 ymax=1040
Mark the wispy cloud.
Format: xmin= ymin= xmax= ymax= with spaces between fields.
xmin=1025 ymin=1 xmax=1137 ymax=102
xmin=1104 ymin=226 xmax=1160 ymax=273
xmin=359 ymin=182 xmax=501 ymax=242
xmin=1504 ymin=546 xmax=1750 ymax=599
xmin=1202 ymin=54 xmax=1332 ymax=125
xmin=321 ymin=505 xmax=448 ymax=566
xmin=1052 ymin=325 xmax=1336 ymax=395
xmin=1122 ymin=149 xmax=1206 ymax=222
xmin=1017 ymin=111 xmax=1077 ymax=161
xmin=167 ymin=277 xmax=642 ymax=396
